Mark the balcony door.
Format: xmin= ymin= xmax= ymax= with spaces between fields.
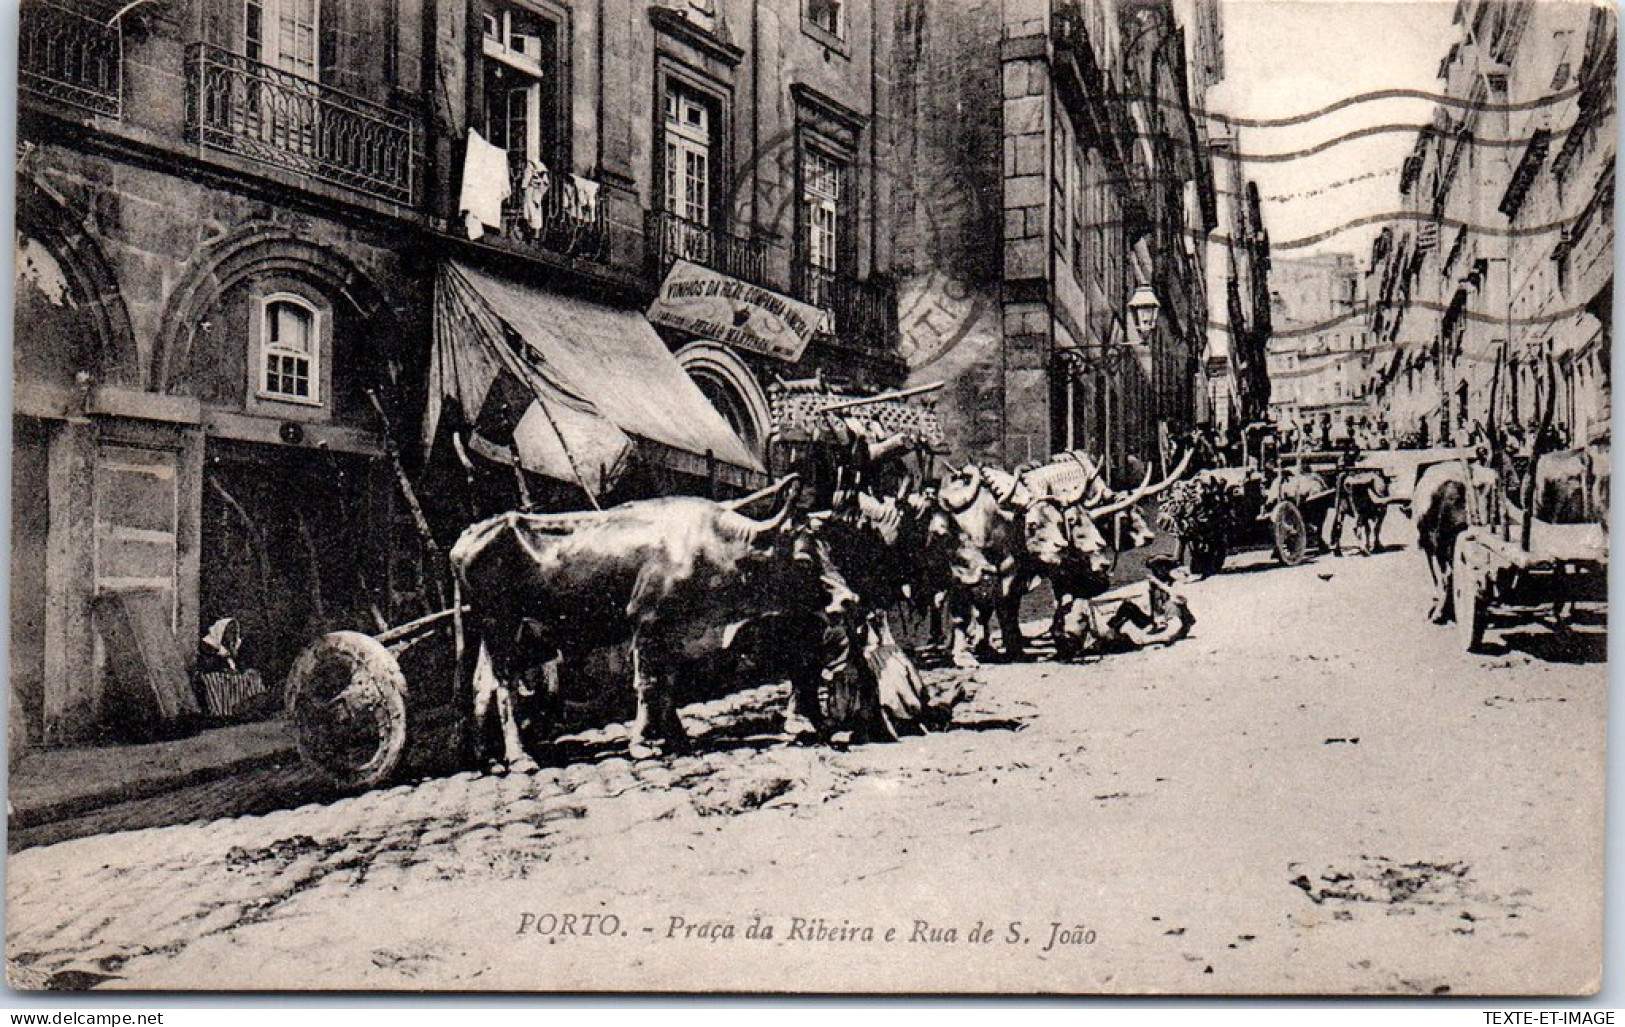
xmin=243 ymin=0 xmax=321 ymax=153
xmin=661 ymin=85 xmax=716 ymax=266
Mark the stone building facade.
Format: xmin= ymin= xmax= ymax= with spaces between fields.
xmin=886 ymin=0 xmax=1217 ymax=480
xmin=1264 ymin=252 xmax=1374 ymax=436
xmin=1363 ymin=0 xmax=1614 ymax=449
xmin=11 ymin=0 xmax=904 ymax=751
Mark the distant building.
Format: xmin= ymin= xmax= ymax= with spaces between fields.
xmin=886 ymin=0 xmax=1217 ymax=479
xmin=1266 ymin=253 xmax=1374 ymax=437
xmin=1181 ymin=0 xmax=1270 ymax=435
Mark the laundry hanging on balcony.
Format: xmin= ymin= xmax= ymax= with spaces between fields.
xmin=427 ymin=262 xmax=768 ymax=499
xmin=459 ymin=128 xmax=512 ymax=240
xmin=519 ymin=160 xmax=552 ymax=232
xmin=564 ymin=175 xmax=600 ymax=221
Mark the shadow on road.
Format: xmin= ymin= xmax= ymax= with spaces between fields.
xmin=1484 ymin=627 xmax=1607 ymax=665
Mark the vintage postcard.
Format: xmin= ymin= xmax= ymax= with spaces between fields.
xmin=5 ymin=0 xmax=1612 ymax=995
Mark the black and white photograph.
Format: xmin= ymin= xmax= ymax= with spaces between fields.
xmin=3 ymin=0 xmax=1614 ymax=995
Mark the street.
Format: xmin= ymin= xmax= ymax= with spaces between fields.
xmin=5 ymin=516 xmax=1605 ymax=995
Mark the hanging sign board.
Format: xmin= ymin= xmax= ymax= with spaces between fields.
xmin=648 ymin=259 xmax=823 ymax=362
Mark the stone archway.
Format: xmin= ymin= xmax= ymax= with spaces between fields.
xmin=674 ymin=341 xmax=772 ymax=455
xmin=151 ymin=227 xmax=401 ymax=396
xmin=15 ymin=177 xmax=140 ymax=388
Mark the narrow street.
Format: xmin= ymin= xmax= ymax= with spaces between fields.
xmin=5 ymin=517 xmax=1605 ymax=995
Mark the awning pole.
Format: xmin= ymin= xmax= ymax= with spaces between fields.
xmin=532 ymin=396 xmax=603 ymax=511
xmin=366 ymin=388 xmax=447 ymax=609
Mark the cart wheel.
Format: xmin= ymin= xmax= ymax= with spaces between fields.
xmin=1452 ymin=552 xmax=1489 ymax=653
xmin=1272 ymin=501 xmax=1308 ymax=566
xmin=285 ymin=630 xmax=408 ymax=790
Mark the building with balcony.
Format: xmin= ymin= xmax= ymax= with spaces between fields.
xmin=11 ymin=0 xmax=904 ymax=753
xmin=1362 ymin=1 xmax=1613 ymax=450
xmin=885 ymin=0 xmax=1217 ymax=480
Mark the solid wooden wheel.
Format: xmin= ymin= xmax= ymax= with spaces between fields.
xmin=285 ymin=630 xmax=409 ymax=790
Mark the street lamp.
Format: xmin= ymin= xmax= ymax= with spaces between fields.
xmin=1052 ymin=284 xmax=1163 ymax=463
xmin=1128 ymin=283 xmax=1163 ymax=337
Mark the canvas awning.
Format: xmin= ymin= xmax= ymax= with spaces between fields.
xmin=426 ymin=262 xmax=766 ymax=497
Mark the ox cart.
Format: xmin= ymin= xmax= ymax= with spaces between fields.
xmin=1452 ymin=525 xmax=1609 ymax=653
xmin=284 ymin=608 xmax=469 ymax=789
xmin=1163 ymin=426 xmax=1390 ymax=573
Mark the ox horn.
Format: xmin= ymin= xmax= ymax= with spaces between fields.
xmin=721 ymin=474 xmax=799 ymax=513
xmin=1088 ymin=449 xmax=1193 ymax=521
xmin=723 ymin=477 xmax=802 ymax=538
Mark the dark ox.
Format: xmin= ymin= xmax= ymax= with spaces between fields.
xmin=448 ymin=482 xmax=853 ymax=769
xmin=1413 ymin=459 xmax=1500 ymax=623
xmin=1531 ymin=446 xmax=1610 ymax=529
xmin=1334 ymin=471 xmax=1391 ymax=554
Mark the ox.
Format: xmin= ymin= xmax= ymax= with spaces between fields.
xmin=448 ymin=479 xmax=854 ymax=769
xmin=932 ymin=453 xmax=1188 ymax=666
xmin=1413 ymin=459 xmax=1497 ymax=623
xmin=1530 ymin=446 xmax=1610 ymax=529
xmin=1333 ymin=471 xmax=1392 ymax=555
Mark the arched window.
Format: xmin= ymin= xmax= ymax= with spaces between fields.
xmin=258 ymin=294 xmax=321 ymax=404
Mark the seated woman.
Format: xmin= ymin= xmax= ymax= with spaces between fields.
xmin=1053 ymin=556 xmax=1195 ymax=660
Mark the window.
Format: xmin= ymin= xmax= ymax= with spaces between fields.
xmin=664 ymin=84 xmax=713 ymax=226
xmin=806 ymin=0 xmax=844 ymax=40
xmin=802 ymin=146 xmax=842 ymax=277
xmin=481 ymin=3 xmax=561 ymax=184
xmin=246 ymin=0 xmax=319 ymax=79
xmin=258 ymin=295 xmax=320 ymax=404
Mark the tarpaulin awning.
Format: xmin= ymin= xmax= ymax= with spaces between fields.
xmin=427 ymin=262 xmax=766 ymax=496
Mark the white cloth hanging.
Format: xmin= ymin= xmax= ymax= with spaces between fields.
xmin=564 ymin=174 xmax=600 ymax=221
xmin=520 ymin=159 xmax=552 ymax=231
xmin=459 ymin=129 xmax=512 ymax=239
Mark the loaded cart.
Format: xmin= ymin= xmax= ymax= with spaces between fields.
xmin=1162 ymin=424 xmax=1391 ymax=573
xmin=1451 ymin=521 xmax=1608 ymax=654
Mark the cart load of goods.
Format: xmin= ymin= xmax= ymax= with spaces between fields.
xmin=1157 ymin=473 xmax=1242 ymax=574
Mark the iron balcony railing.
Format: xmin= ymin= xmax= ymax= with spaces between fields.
xmin=497 ymin=161 xmax=608 ymax=261
xmin=647 ymin=210 xmax=768 ymax=285
xmin=185 ymin=43 xmax=423 ymax=207
xmin=20 ymin=0 xmax=123 ymax=118
xmin=795 ymin=263 xmax=897 ymax=355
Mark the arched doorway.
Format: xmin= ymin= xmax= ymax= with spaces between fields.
xmin=674 ymin=341 xmax=772 ymax=456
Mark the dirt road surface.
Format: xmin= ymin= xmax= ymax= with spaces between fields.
xmin=5 ymin=519 xmax=1606 ymax=994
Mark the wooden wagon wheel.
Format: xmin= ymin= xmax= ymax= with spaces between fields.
xmin=285 ymin=630 xmax=409 ymax=789
xmin=1452 ymin=549 xmax=1489 ymax=653
xmin=1271 ymin=500 xmax=1308 ymax=566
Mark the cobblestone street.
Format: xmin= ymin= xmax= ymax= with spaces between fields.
xmin=5 ymin=521 xmax=1606 ymax=994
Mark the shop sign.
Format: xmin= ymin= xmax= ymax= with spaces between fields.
xmin=648 ymin=260 xmax=823 ymax=362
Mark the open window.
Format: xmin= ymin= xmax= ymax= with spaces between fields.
xmin=803 ymin=0 xmax=846 ymax=49
xmin=480 ymin=1 xmax=565 ymax=179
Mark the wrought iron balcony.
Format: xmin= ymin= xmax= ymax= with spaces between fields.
xmin=20 ymin=0 xmax=123 ymax=118
xmin=498 ymin=165 xmax=608 ymax=262
xmin=795 ymin=264 xmax=897 ymax=355
xmin=185 ymin=43 xmax=422 ymax=207
xmin=647 ymin=211 xmax=768 ymax=285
